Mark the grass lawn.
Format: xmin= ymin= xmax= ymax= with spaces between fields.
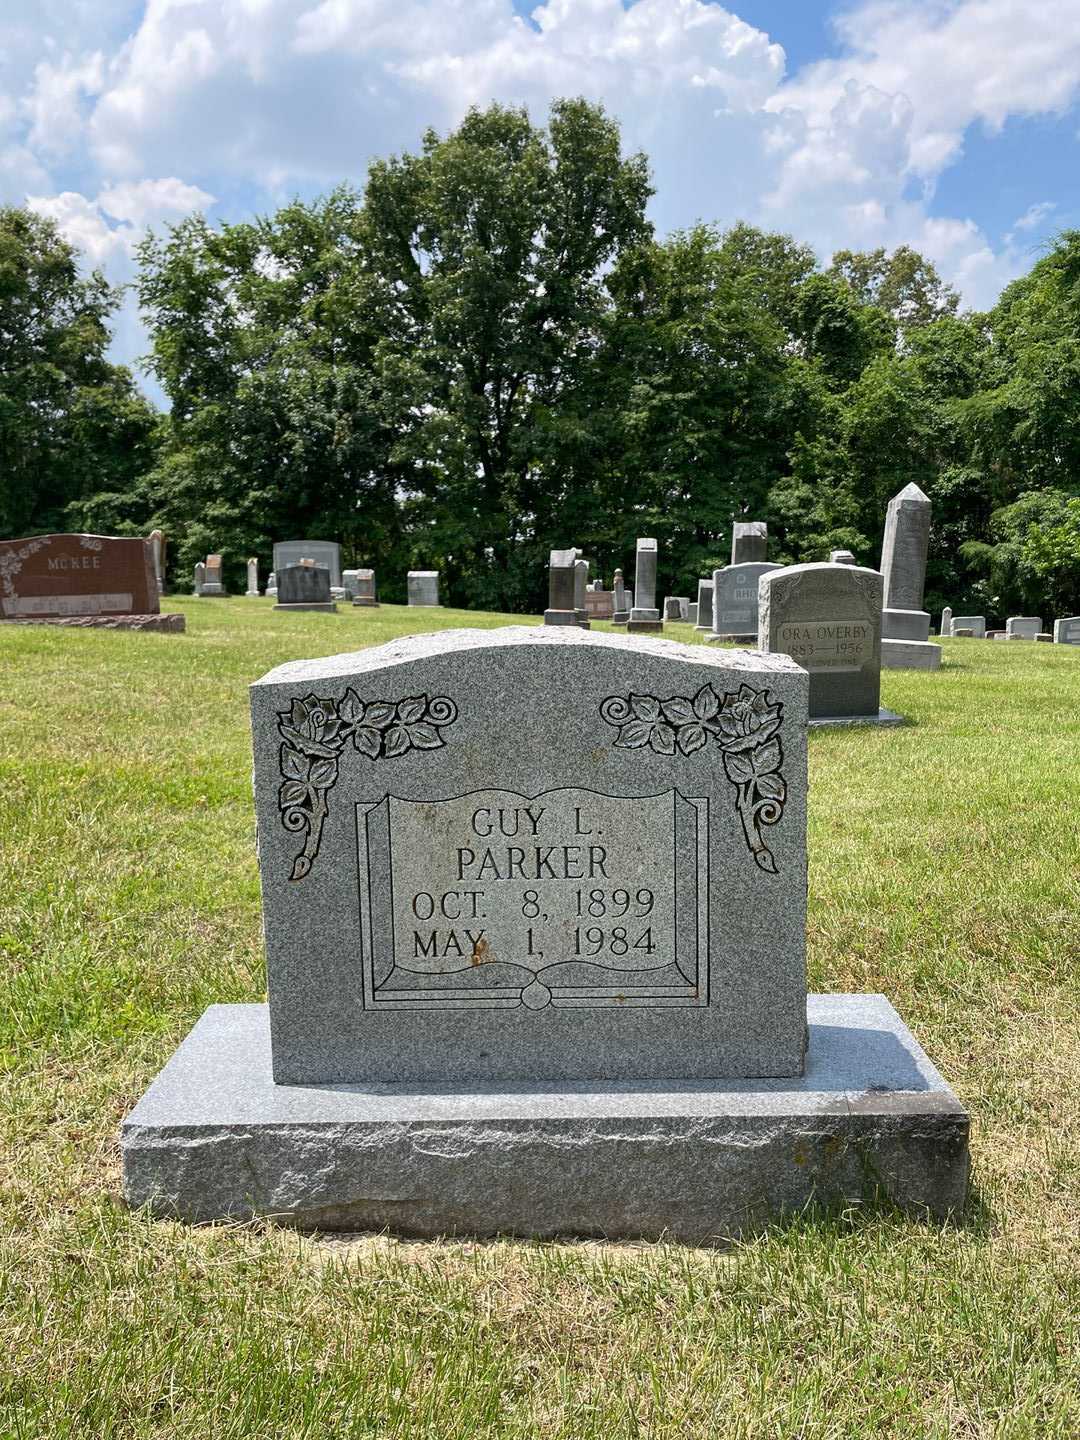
xmin=2 ymin=598 xmax=1078 ymax=1438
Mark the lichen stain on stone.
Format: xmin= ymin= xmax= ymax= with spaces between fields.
xmin=470 ymin=937 xmax=491 ymax=967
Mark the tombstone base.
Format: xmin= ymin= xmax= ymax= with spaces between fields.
xmin=272 ymin=602 xmax=338 ymax=613
xmin=705 ymin=633 xmax=756 ymax=645
xmin=351 ymin=598 xmax=380 ymax=608
xmin=2 ymin=612 xmax=186 ymax=633
xmin=626 ymin=620 xmax=663 ymax=634
xmin=881 ymin=639 xmax=942 ymax=670
xmin=808 ymin=707 xmax=904 ymax=729
xmin=121 ymin=996 xmax=968 ymax=1242
xmin=542 ymin=610 xmax=579 ymax=626
xmin=196 ymin=585 xmax=226 ymax=597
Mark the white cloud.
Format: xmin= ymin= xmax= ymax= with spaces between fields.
xmin=7 ymin=0 xmax=1080 ymax=381
xmin=1011 ymin=200 xmax=1056 ymax=232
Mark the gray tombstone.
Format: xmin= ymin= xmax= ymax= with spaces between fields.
xmin=939 ymin=607 xmax=953 ymax=638
xmin=694 ymin=579 xmax=714 ymax=632
xmin=1053 ymin=617 xmax=1080 ymax=644
xmin=1006 ymin=616 xmax=1042 ymax=639
xmin=246 ymin=557 xmax=260 ymax=597
xmin=829 ymin=549 xmax=857 ymax=566
xmin=273 ymin=540 xmax=342 ymax=589
xmin=148 ymin=529 xmax=166 ymax=594
xmin=759 ymin=562 xmax=896 ymax=725
xmin=265 ymin=571 xmax=277 ymax=598
xmin=709 ymin=562 xmax=778 ymax=642
xmin=663 ymin=597 xmax=682 ymax=622
xmin=952 ymin=628 xmax=973 ymax=638
xmin=879 ymin=483 xmax=940 ymax=669
xmin=124 ymin=627 xmax=968 ymax=1239
xmin=688 ymin=601 xmax=699 ymax=626
xmin=201 ymin=554 xmax=225 ymax=596
xmin=192 ymin=561 xmax=205 ymax=596
xmin=611 ymin=568 xmax=630 ymax=626
xmin=950 ymin=615 xmax=985 ymax=638
xmin=544 ymin=549 xmax=578 ymax=626
xmin=350 ymin=569 xmax=378 ymax=607
xmin=574 ymin=558 xmax=590 ymax=628
xmin=274 ymin=562 xmax=336 ymax=612
xmin=731 ymin=521 xmax=768 ymax=565
xmin=342 ymin=569 xmax=361 ymax=600
xmin=627 ymin=538 xmax=661 ymax=634
xmin=408 ymin=571 xmax=440 ymax=607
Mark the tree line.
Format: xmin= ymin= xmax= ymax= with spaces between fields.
xmin=2 ymin=98 xmax=1078 ymax=619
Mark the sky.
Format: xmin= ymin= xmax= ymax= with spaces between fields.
xmin=4 ymin=0 xmax=1079 ymax=396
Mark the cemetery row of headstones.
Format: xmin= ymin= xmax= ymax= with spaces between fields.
xmin=195 ymin=540 xmax=443 ymax=611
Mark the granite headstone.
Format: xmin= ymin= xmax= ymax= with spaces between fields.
xmin=879 ymin=483 xmax=940 ymax=669
xmin=950 ymin=615 xmax=985 ymax=638
xmin=408 ymin=571 xmax=440 ymax=607
xmin=709 ymin=562 xmax=778 ymax=642
xmin=731 ymin=521 xmax=767 ymax=565
xmin=1006 ymin=616 xmax=1041 ymax=639
xmin=694 ymin=578 xmax=714 ymax=633
xmin=1054 ymin=617 xmax=1080 ymax=644
xmin=0 ymin=533 xmax=159 ymax=620
xmin=829 ymin=549 xmax=857 ymax=566
xmin=274 ymin=562 xmax=336 ymax=612
xmin=544 ymin=549 xmax=578 ymax=626
xmin=627 ymin=538 xmax=661 ymax=634
xmin=246 ymin=558 xmax=260 ymax=596
xmin=273 ymin=540 xmax=342 ymax=589
xmin=574 ymin=558 xmax=590 ymax=628
xmin=201 ymin=554 xmax=225 ymax=596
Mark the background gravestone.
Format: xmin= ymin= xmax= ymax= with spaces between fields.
xmin=1006 ymin=616 xmax=1041 ymax=639
xmin=544 ymin=549 xmax=578 ymax=626
xmin=273 ymin=540 xmax=342 ymax=589
xmin=663 ymin=597 xmax=682 ymax=622
xmin=122 ymin=627 xmax=968 ymax=1240
xmin=731 ymin=521 xmax=767 ymax=565
xmin=611 ymin=568 xmax=630 ymax=626
xmin=829 ymin=549 xmax=857 ymax=565
xmin=0 ymin=533 xmax=159 ymax=620
xmin=939 ymin=607 xmax=953 ymax=637
xmin=246 ymin=558 xmax=260 ymax=596
xmin=408 ymin=571 xmax=441 ymax=607
xmin=350 ymin=569 xmax=378 ymax=607
xmin=585 ymin=588 xmax=614 ymax=621
xmin=574 ymin=558 xmax=590 ymax=628
xmin=193 ymin=561 xmax=205 ymax=596
xmin=201 ymin=554 xmax=226 ymax=596
xmin=759 ymin=562 xmax=899 ymax=726
xmin=694 ymin=578 xmax=713 ymax=632
xmin=688 ymin=601 xmax=698 ymax=625
xmin=1054 ymin=617 xmax=1080 ymax=644
xmin=148 ymin=530 xmax=166 ymax=594
xmin=627 ymin=538 xmax=661 ymax=634
xmin=709 ymin=562 xmax=777 ymax=641
xmin=950 ymin=615 xmax=985 ymax=638
xmin=879 ymin=483 xmax=941 ymax=669
xmin=274 ymin=562 xmax=336 ymax=612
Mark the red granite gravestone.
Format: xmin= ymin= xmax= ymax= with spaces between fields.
xmin=0 ymin=533 xmax=159 ymax=620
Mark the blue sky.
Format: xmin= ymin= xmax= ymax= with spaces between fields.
xmin=3 ymin=0 xmax=1078 ymax=391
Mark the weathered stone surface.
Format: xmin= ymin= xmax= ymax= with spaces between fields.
xmin=709 ymin=562 xmax=778 ymax=641
xmin=574 ymin=558 xmax=590 ymax=628
xmin=694 ymin=580 xmax=713 ymax=632
xmin=881 ymin=640 xmax=942 ymax=670
xmin=950 ymin=615 xmax=985 ymax=638
xmin=731 ymin=521 xmax=767 ymax=565
xmin=274 ymin=540 xmax=342 ymax=588
xmin=829 ymin=549 xmax=857 ymax=566
xmin=544 ymin=549 xmax=578 ymax=626
xmin=250 ymin=627 xmax=809 ymax=1085
xmin=939 ymin=607 xmax=953 ymax=637
xmin=246 ymin=558 xmax=260 ymax=596
xmin=628 ymin=538 xmax=661 ymax=631
xmin=881 ymin=484 xmax=931 ymax=614
xmin=1054 ymin=617 xmax=1080 ymax=644
xmin=407 ymin=571 xmax=440 ymax=607
xmin=121 ymin=994 xmax=970 ymax=1239
xmin=274 ymin=563 xmax=336 ymax=612
xmin=3 ymin=612 xmax=185 ymax=632
xmin=663 ymin=597 xmax=682 ymax=621
xmin=0 ymin=533 xmax=159 ymax=619
xmin=759 ymin=563 xmax=883 ymax=720
xmin=1006 ymin=616 xmax=1042 ymax=639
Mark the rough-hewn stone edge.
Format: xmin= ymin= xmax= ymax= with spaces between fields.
xmin=2 ymin=613 xmax=186 ymax=632
xmin=121 ymin=998 xmax=969 ymax=1242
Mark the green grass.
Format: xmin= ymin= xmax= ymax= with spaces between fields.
xmin=2 ymin=600 xmax=1078 ymax=1438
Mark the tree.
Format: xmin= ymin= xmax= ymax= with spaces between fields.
xmin=0 ymin=207 xmax=158 ymax=539
xmin=829 ymin=245 xmax=959 ymax=333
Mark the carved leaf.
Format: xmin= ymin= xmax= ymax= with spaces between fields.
xmin=615 ymin=719 xmax=654 ymax=749
xmin=723 ymin=750 xmax=755 ymax=785
xmin=309 ymin=758 xmax=337 ymax=788
xmin=277 ymin=725 xmax=340 ymax=758
xmin=364 ymin=702 xmax=397 ymax=730
xmin=281 ymin=745 xmax=309 ymax=781
xmin=278 ymin=780 xmax=308 ymax=807
xmin=661 ymin=696 xmax=694 ymax=725
xmin=396 ymin=695 xmax=427 ymax=725
xmin=289 ymin=698 xmax=309 ymax=729
xmin=752 ymin=737 xmax=782 ymax=776
xmin=755 ymin=850 xmax=779 ymax=875
xmin=338 ymin=688 xmax=365 ymax=724
xmin=693 ymin=684 xmax=720 ymax=720
xmin=651 ymin=723 xmax=676 ymax=756
xmin=407 ymin=721 xmax=444 ymax=750
xmin=676 ymin=722 xmax=707 ymax=755
xmin=756 ymin=772 xmax=786 ymax=802
xmin=630 ymin=694 xmax=660 ymax=722
xmin=383 ymin=725 xmax=411 ymax=759
xmin=352 ymin=726 xmax=383 ymax=760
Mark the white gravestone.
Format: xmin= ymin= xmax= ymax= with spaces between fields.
xmin=1054 ymin=617 xmax=1080 ymax=644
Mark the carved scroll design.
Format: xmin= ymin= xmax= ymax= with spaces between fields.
xmin=599 ymin=682 xmax=787 ymax=873
xmin=277 ymin=690 xmax=458 ymax=880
